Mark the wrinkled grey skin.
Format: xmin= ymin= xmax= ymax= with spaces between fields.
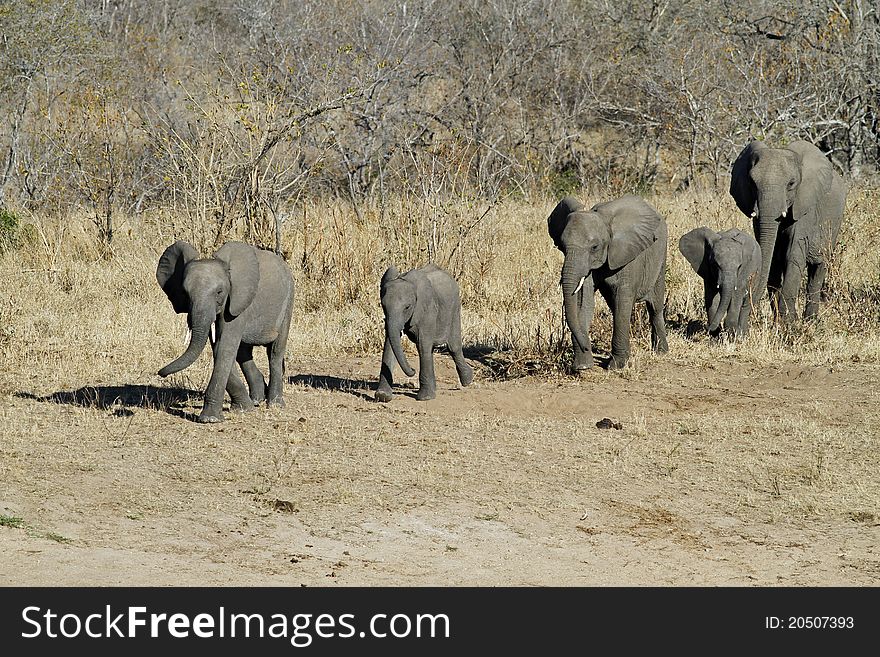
xmin=156 ymin=240 xmax=294 ymax=423
xmin=730 ymin=140 xmax=846 ymax=322
xmin=679 ymin=227 xmax=762 ymax=339
xmin=548 ymin=194 xmax=669 ymax=370
xmin=375 ymin=264 xmax=474 ymax=402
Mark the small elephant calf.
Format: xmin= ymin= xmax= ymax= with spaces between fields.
xmin=375 ymin=264 xmax=474 ymax=402
xmin=678 ymin=227 xmax=762 ymax=338
xmin=156 ymin=240 xmax=294 ymax=423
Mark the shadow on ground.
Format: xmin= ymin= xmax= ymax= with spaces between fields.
xmin=15 ymin=385 xmax=199 ymax=419
xmin=288 ymin=374 xmax=392 ymax=401
xmin=665 ymin=312 xmax=709 ymax=340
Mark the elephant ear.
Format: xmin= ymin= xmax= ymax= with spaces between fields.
xmin=787 ymin=140 xmax=834 ymax=222
xmin=678 ymin=227 xmax=717 ymax=279
xmin=593 ymin=195 xmax=663 ymax=270
xmin=722 ymin=228 xmax=760 ymax=272
xmin=547 ymin=196 xmax=585 ymax=252
xmin=156 ymin=240 xmax=199 ymax=314
xmin=380 ymin=265 xmax=400 ymax=293
xmin=406 ymin=270 xmax=437 ymax=328
xmin=214 ymin=241 xmax=260 ymax=317
xmin=729 ymin=140 xmax=764 ymax=218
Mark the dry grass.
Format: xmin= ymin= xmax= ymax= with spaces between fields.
xmin=1 ymin=189 xmax=879 ymax=585
xmin=3 ymin=188 xmax=878 ymax=389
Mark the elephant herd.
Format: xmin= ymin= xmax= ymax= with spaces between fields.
xmin=155 ymin=139 xmax=847 ymax=421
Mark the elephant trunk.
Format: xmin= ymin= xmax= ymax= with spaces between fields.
xmin=158 ymin=310 xmax=213 ymax=377
xmin=561 ymin=257 xmax=591 ymax=352
xmin=754 ymin=216 xmax=780 ymax=301
xmin=386 ymin=319 xmax=416 ymax=377
xmin=708 ymin=273 xmax=735 ymax=332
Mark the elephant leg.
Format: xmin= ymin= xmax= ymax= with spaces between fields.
xmin=646 ymin=273 xmax=668 ymax=353
xmin=804 ymin=260 xmax=827 ymax=321
xmin=266 ymin=309 xmax=291 ymax=407
xmin=736 ymin=292 xmax=752 ymax=338
xmin=236 ymin=343 xmax=266 ymax=406
xmin=572 ymin=284 xmax=594 ymax=371
xmin=724 ymin=289 xmax=747 ymax=338
xmin=416 ymin=338 xmax=437 ymax=401
xmin=767 ymin=239 xmax=787 ymax=320
xmin=447 ymin=308 xmax=474 ymax=387
xmin=265 ymin=342 xmax=286 ymax=408
xmin=779 ymin=239 xmax=807 ymax=323
xmin=200 ymin=336 xmax=240 ymax=423
xmin=608 ymin=292 xmax=635 ymax=370
xmin=706 ymin=288 xmax=722 ymax=338
xmin=225 ymin=368 xmax=255 ymax=413
xmin=375 ymin=338 xmax=396 ymax=402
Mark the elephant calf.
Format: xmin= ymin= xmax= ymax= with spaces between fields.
xmin=156 ymin=240 xmax=294 ymax=423
xmin=548 ymin=194 xmax=669 ymax=370
xmin=375 ymin=264 xmax=474 ymax=402
xmin=679 ymin=227 xmax=762 ymax=339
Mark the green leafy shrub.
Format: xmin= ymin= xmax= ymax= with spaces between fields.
xmin=0 ymin=208 xmax=36 ymax=252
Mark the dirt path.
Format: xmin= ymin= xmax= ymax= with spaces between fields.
xmin=1 ymin=354 xmax=878 ymax=586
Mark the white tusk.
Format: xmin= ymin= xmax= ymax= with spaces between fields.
xmin=734 ymin=286 xmax=738 ymax=291
xmin=573 ymin=276 xmax=586 ymax=295
xmin=750 ymin=210 xmax=757 ymax=218
xmin=183 ymin=328 xmax=191 ymax=346
xmin=210 ymin=322 xmax=216 ymax=344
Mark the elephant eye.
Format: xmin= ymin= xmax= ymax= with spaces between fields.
xmin=787 ymin=179 xmax=796 ymax=189
xmin=591 ymin=243 xmax=600 ymax=251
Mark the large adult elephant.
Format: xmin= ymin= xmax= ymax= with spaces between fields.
xmin=156 ymin=240 xmax=294 ymax=423
xmin=729 ymin=139 xmax=846 ymax=322
xmin=548 ymin=194 xmax=668 ymax=371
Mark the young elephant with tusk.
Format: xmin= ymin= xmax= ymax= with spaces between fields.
xmin=374 ymin=264 xmax=474 ymax=402
xmin=548 ymin=194 xmax=669 ymax=371
xmin=156 ymin=240 xmax=294 ymax=423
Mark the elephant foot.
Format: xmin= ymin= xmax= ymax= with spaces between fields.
xmin=375 ymin=388 xmax=393 ymax=403
xmin=229 ymin=399 xmax=256 ymax=413
xmin=267 ymin=396 xmax=286 ymax=409
xmin=777 ymin=310 xmax=797 ymax=326
xmin=458 ymin=365 xmax=474 ymax=387
xmin=654 ymin=337 xmax=669 ymax=353
xmin=416 ymin=388 xmax=436 ymax=401
xmin=572 ymin=350 xmax=594 ymax=372
xmin=197 ymin=412 xmax=224 ymax=424
xmin=607 ymin=355 xmax=628 ymax=370
xmin=571 ymin=360 xmax=593 ymax=375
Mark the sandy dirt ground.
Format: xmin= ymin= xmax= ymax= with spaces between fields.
xmin=1 ymin=351 xmax=878 ymax=586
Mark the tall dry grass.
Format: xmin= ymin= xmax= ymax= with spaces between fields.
xmin=1 ymin=188 xmax=879 ymax=395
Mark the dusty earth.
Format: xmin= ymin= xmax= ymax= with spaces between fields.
xmin=1 ymin=350 xmax=879 ymax=586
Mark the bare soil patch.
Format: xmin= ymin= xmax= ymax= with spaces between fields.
xmin=2 ymin=352 xmax=878 ymax=586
